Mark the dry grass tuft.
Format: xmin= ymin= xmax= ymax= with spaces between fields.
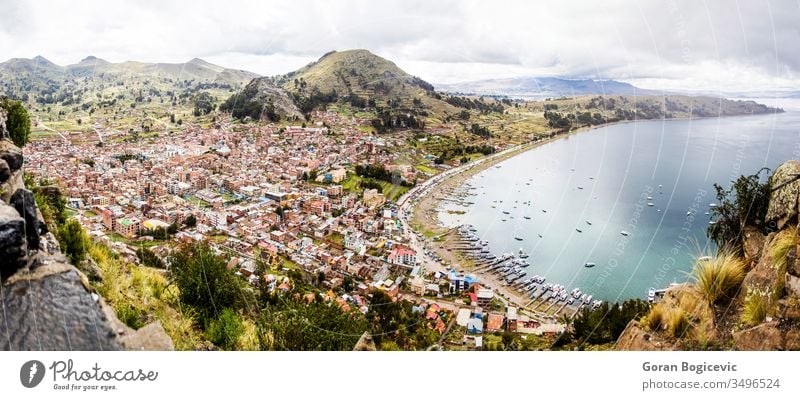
xmin=691 ymin=249 xmax=746 ymax=305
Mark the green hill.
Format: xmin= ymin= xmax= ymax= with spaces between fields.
xmin=215 ymin=49 xmax=469 ymax=131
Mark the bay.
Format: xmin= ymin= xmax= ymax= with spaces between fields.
xmin=439 ymin=109 xmax=800 ymax=302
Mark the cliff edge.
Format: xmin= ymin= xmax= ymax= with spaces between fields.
xmin=0 ymin=108 xmax=173 ymax=350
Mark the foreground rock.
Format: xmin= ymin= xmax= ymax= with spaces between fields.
xmin=0 ymin=134 xmax=172 ymax=351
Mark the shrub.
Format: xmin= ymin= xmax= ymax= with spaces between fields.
xmin=643 ymin=303 xmax=666 ymax=331
xmin=741 ymin=289 xmax=769 ymax=326
xmin=0 ymin=97 xmax=31 ymax=147
xmin=666 ymin=308 xmax=691 ymax=338
xmin=205 ymin=308 xmax=244 ymax=350
xmin=167 ymin=241 xmax=250 ymax=323
xmin=115 ymin=301 xmax=146 ymax=329
xmin=769 ymin=228 xmax=797 ymax=298
xmin=691 ymin=250 xmax=746 ymax=305
xmin=58 ymin=219 xmax=89 ymax=265
xmin=707 ymin=169 xmax=771 ymax=253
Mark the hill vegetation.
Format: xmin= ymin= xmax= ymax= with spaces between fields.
xmin=0 ymin=56 xmax=259 ymax=136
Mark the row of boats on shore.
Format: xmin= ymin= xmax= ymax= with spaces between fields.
xmin=457 ymin=224 xmax=604 ymax=311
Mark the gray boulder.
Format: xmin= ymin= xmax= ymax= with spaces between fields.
xmin=0 ymin=264 xmax=122 ymax=350
xmin=10 ymin=188 xmax=42 ymax=250
xmin=0 ymin=204 xmax=27 ymax=280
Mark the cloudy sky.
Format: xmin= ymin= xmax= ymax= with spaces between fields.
xmin=1 ymin=0 xmax=798 ymax=93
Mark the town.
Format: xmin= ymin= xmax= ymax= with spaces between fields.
xmin=22 ymin=109 xmax=564 ymax=350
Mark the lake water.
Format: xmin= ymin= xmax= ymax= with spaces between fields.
xmin=439 ymin=109 xmax=800 ymax=302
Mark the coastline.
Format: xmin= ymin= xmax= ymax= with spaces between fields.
xmin=405 ymin=124 xmax=607 ymax=320
xmin=404 ymin=110 xmax=783 ymax=320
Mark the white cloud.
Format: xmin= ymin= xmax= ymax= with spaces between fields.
xmin=0 ymin=0 xmax=798 ymax=93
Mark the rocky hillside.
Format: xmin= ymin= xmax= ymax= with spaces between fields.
xmin=278 ymin=49 xmax=458 ymax=115
xmin=0 ymin=109 xmax=172 ymax=350
xmin=217 ymin=77 xmax=305 ymax=121
xmin=616 ymin=161 xmax=800 ymax=350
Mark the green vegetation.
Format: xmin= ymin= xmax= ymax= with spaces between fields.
xmin=707 ymin=169 xmax=771 ymax=253
xmin=0 ymin=97 xmax=31 ymax=146
xmin=641 ymin=287 xmax=712 ymax=342
xmin=58 ymin=219 xmax=89 ymax=265
xmin=205 ymin=308 xmax=244 ymax=350
xmin=135 ymin=247 xmax=165 ymax=269
xmin=1 ymin=56 xmax=254 ymax=135
xmin=566 ymin=299 xmax=650 ymax=346
xmin=167 ymin=242 xmax=252 ymax=324
xmin=741 ymin=289 xmax=769 ymax=326
xmin=769 ymin=227 xmax=797 ymax=299
xmin=691 ymin=250 xmax=746 ymax=305
xmin=256 ymin=293 xmax=370 ymax=351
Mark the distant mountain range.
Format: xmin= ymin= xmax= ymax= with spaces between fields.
xmin=0 ymin=55 xmax=260 ymax=91
xmin=435 ymin=77 xmax=664 ymax=98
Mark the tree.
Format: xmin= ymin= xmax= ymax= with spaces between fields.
xmin=707 ymin=168 xmax=771 ymax=253
xmin=570 ymin=299 xmax=650 ymax=346
xmin=59 ymin=219 xmax=89 ymax=265
xmin=136 ymin=247 xmax=165 ymax=269
xmin=1 ymin=97 xmax=31 ymax=147
xmin=168 ymin=241 xmax=250 ymax=323
xmin=256 ymin=292 xmax=370 ymax=350
xmin=184 ymin=214 xmax=197 ymax=228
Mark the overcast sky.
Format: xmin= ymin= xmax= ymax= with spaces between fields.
xmin=1 ymin=0 xmax=798 ymax=93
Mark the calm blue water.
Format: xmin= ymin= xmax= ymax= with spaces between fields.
xmin=439 ymin=110 xmax=800 ymax=302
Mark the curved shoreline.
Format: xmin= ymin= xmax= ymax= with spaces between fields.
xmin=408 ymin=123 xmax=604 ymax=238
xmin=403 ymin=124 xmax=610 ymax=320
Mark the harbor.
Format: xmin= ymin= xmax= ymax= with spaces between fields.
xmin=454 ymin=224 xmax=602 ymax=320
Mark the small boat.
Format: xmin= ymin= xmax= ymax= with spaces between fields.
xmin=523 ymin=216 xmax=531 ymax=220
xmin=647 ymin=196 xmax=653 ymax=200
xmin=576 ymin=228 xmax=583 ymax=233
xmin=514 ymin=237 xmax=523 ymax=241
xmin=585 ymin=220 xmax=592 ymax=225
xmin=577 ymin=186 xmax=584 ymax=190
xmin=647 ymin=202 xmax=654 ymax=207
xmin=686 ymin=211 xmax=692 ymax=216
xmin=584 ymin=262 xmax=596 ymax=268
xmin=542 ymin=209 xmax=547 ymax=213
xmin=519 ymin=249 xmax=529 ymax=258
xmin=620 ymin=230 xmax=630 ymax=236
xmin=537 ymin=234 xmax=543 ymax=238
xmin=709 ymin=203 xmax=718 ymax=208
xmin=502 ymin=211 xmax=510 ymax=215
xmin=648 ymin=287 xmax=656 ymax=302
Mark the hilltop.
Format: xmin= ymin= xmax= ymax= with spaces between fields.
xmin=276 ymin=50 xmax=460 ymax=120
xmin=278 ymin=50 xmax=440 ymax=105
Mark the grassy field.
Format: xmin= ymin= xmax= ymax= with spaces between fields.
xmin=341 ymin=174 xmax=410 ymax=202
